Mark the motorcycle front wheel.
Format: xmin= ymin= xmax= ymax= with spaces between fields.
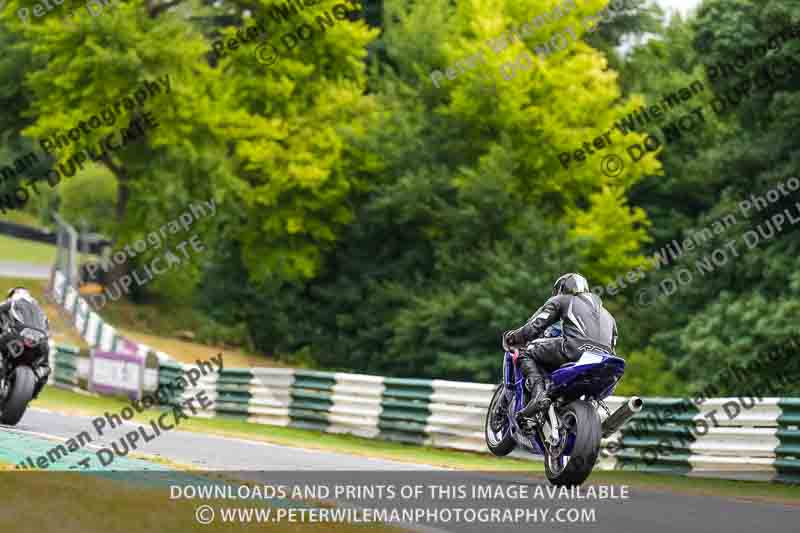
xmin=0 ymin=366 xmax=36 ymax=426
xmin=544 ymin=399 xmax=601 ymax=486
xmin=485 ymin=383 xmax=516 ymax=456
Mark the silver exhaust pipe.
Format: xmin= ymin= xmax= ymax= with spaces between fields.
xmin=601 ymin=396 xmax=644 ymax=438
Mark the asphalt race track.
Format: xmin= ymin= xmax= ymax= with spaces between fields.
xmin=0 ymin=261 xmax=51 ymax=280
xmin=2 ymin=408 xmax=797 ymax=533
xmin=6 ymin=408 xmax=431 ymax=470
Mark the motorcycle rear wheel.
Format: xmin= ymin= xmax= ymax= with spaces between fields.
xmin=485 ymin=383 xmax=516 ymax=456
xmin=544 ymin=399 xmax=601 ymax=486
xmin=0 ymin=366 xmax=36 ymax=426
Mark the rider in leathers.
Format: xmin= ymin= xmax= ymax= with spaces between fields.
xmin=504 ymin=273 xmax=617 ymax=420
xmin=0 ymin=288 xmax=51 ymax=399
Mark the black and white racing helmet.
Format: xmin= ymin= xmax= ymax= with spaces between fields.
xmin=7 ymin=287 xmax=32 ymax=300
xmin=552 ymin=273 xmax=590 ymax=296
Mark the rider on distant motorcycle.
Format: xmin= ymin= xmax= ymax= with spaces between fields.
xmin=503 ymin=273 xmax=617 ymax=421
xmin=0 ymin=287 xmax=51 ymax=399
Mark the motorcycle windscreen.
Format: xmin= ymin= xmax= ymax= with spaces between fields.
xmin=10 ymin=300 xmax=48 ymax=331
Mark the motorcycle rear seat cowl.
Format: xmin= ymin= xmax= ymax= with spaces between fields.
xmin=559 ymin=351 xmax=624 ymax=370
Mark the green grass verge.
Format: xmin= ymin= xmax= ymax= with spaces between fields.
xmin=0 ymin=234 xmax=57 ymax=265
xmin=0 ymin=210 xmax=48 ymax=229
xmin=0 ymin=276 xmax=49 ymax=301
xmin=0 ymin=471 xmax=398 ymax=533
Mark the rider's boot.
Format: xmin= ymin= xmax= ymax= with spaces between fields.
xmin=517 ymin=377 xmax=550 ymax=420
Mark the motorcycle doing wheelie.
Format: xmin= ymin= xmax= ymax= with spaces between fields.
xmin=0 ymin=298 xmax=50 ymax=425
xmin=485 ymin=324 xmax=643 ymax=486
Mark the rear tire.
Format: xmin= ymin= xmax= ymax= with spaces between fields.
xmin=544 ymin=400 xmax=601 ymax=486
xmin=485 ymin=384 xmax=516 ymax=456
xmin=0 ymin=366 xmax=36 ymax=426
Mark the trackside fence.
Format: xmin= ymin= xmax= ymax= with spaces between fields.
xmin=47 ymin=345 xmax=800 ymax=484
xmin=44 ymin=268 xmax=800 ymax=483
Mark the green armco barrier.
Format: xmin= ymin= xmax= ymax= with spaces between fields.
xmin=216 ymin=387 xmax=252 ymax=402
xmin=217 ymin=368 xmax=254 ymax=385
xmin=50 ymin=344 xmax=87 ymax=390
xmin=382 ymin=377 xmax=435 ymax=400
xmin=776 ymin=398 xmax=800 ymax=483
xmin=378 ymin=377 xmax=434 ymax=444
xmin=217 ymin=370 xmax=253 ymax=394
xmin=55 ymin=344 xmax=80 ymax=355
xmin=777 ymin=398 xmax=800 ymax=424
xmin=157 ymin=361 xmax=187 ymax=405
xmin=214 ymin=369 xmax=253 ymax=419
xmin=613 ymin=397 xmax=698 ymax=472
xmin=289 ymin=370 xmax=336 ymax=432
xmin=292 ymin=370 xmax=336 ymax=391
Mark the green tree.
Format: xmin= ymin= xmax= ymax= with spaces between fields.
xmin=215 ymin=0 xmax=668 ymax=380
xmin=615 ymin=0 xmax=800 ymax=394
xmin=210 ymin=0 xmax=380 ymax=282
xmin=58 ymin=166 xmax=118 ymax=235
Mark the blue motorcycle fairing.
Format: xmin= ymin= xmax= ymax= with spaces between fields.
xmin=548 ymin=351 xmax=625 ymax=402
xmin=501 ymin=347 xmax=626 ymax=457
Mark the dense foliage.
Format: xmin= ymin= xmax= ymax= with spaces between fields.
xmin=1 ymin=0 xmax=797 ymax=395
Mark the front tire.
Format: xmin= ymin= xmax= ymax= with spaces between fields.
xmin=0 ymin=366 xmax=36 ymax=426
xmin=544 ymin=400 xmax=601 ymax=486
xmin=485 ymin=383 xmax=516 ymax=456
